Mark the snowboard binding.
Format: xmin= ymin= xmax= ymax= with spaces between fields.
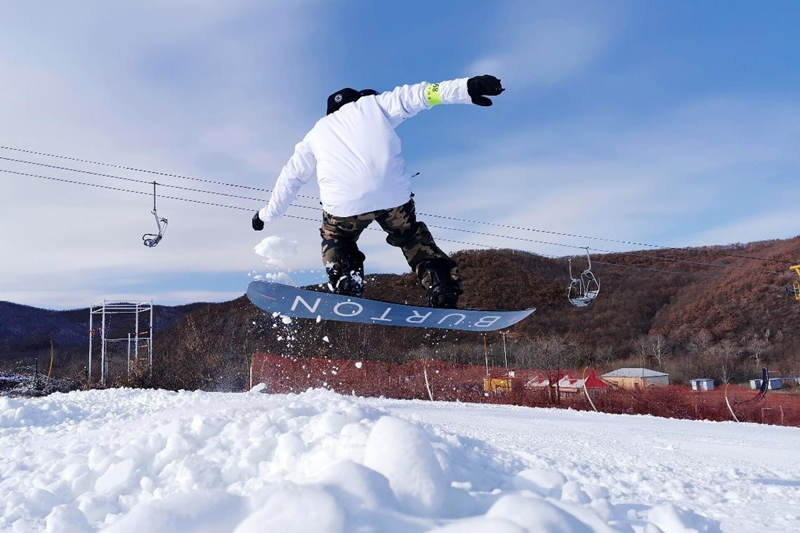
xmin=419 ymin=259 xmax=462 ymax=309
xmin=333 ymin=272 xmax=364 ymax=297
xmin=326 ymin=259 xmax=364 ymax=298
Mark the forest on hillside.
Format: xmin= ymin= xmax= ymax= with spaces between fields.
xmin=147 ymin=238 xmax=800 ymax=391
xmin=3 ymin=238 xmax=798 ymax=392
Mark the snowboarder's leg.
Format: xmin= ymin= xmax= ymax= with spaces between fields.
xmin=375 ymin=199 xmax=462 ymax=308
xmin=417 ymin=258 xmax=463 ymax=308
xmin=320 ymin=210 xmax=375 ymax=296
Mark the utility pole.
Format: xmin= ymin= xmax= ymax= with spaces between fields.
xmin=483 ymin=334 xmax=489 ymax=377
xmin=501 ymin=331 xmax=509 ymax=374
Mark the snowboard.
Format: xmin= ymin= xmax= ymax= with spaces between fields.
xmin=247 ymin=280 xmax=535 ymax=332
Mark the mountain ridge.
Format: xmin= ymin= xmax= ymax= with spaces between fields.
xmin=3 ymin=237 xmax=799 ymax=390
xmin=149 ymin=237 xmax=800 ymax=390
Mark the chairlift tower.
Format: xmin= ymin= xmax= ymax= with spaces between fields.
xmin=791 ymin=265 xmax=800 ymax=302
xmin=89 ymin=300 xmax=154 ymax=386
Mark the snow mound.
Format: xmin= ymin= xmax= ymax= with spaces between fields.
xmin=0 ymin=389 xmax=723 ymax=532
xmin=364 ymin=415 xmax=448 ymax=515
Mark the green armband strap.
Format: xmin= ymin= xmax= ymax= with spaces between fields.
xmin=425 ymin=83 xmax=443 ymax=107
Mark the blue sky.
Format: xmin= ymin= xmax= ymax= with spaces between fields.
xmin=1 ymin=0 xmax=799 ymax=308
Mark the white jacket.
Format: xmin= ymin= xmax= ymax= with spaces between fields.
xmin=259 ymin=78 xmax=472 ymax=221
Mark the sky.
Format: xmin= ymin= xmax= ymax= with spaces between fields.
xmin=1 ymin=0 xmax=799 ymax=308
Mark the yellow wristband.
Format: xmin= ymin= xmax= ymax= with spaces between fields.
xmin=425 ymin=83 xmax=442 ymax=106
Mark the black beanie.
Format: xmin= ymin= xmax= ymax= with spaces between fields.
xmin=326 ymin=88 xmax=378 ymax=115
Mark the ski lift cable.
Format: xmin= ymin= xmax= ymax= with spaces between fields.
xmin=590 ymin=258 xmax=720 ymax=279
xmin=0 ymin=144 xmax=300 ymax=195
xmin=1 ymin=153 xmax=607 ymax=244
xmin=2 ymin=156 xmax=723 ymax=266
xmin=5 ymin=165 xmax=788 ymax=275
xmin=0 ymin=167 xmax=759 ymax=278
xmin=0 ymin=154 xmax=767 ymax=271
xmin=0 ymin=147 xmax=690 ymax=250
xmin=425 ymin=223 xmax=756 ymax=270
xmin=0 ymin=167 xmax=485 ymax=247
xmin=0 ymin=155 xmax=322 ymax=212
xmin=4 ymin=160 xmax=767 ymax=273
xmin=0 ymin=166 xmax=776 ymax=276
xmin=456 ymin=241 xmax=719 ymax=278
xmin=3 ymin=168 xmax=261 ymax=213
xmin=421 ymin=211 xmax=660 ymax=250
xmin=4 ymin=144 xmax=793 ymax=265
xmin=4 ymin=147 xmax=653 ymax=249
xmin=0 ymin=155 xmax=617 ymax=255
xmin=428 ymin=219 xmax=790 ymax=274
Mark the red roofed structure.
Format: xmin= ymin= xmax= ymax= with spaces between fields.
xmin=556 ymin=369 xmax=609 ymax=395
xmin=583 ymin=369 xmax=609 ymax=389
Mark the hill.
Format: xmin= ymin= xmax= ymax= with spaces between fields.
xmin=2 ymin=238 xmax=798 ymax=389
xmin=151 ymin=238 xmax=800 ymax=390
xmin=0 ymin=301 xmax=202 ymax=379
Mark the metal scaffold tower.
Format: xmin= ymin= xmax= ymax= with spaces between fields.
xmin=791 ymin=265 xmax=800 ymax=302
xmin=89 ymin=301 xmax=154 ymax=386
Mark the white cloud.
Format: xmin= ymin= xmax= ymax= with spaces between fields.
xmin=467 ymin=3 xmax=620 ymax=87
xmin=682 ymin=210 xmax=800 ymax=248
xmin=0 ymin=2 xmax=333 ymax=306
xmin=414 ymin=97 xmax=800 ymax=257
xmin=469 ymin=20 xmax=608 ymax=87
xmin=4 ymin=2 xmax=799 ymax=308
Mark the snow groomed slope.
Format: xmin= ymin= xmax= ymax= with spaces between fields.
xmin=1 ymin=388 xmax=798 ymax=531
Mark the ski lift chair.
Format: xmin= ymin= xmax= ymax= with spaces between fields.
xmin=567 ymin=248 xmax=600 ymax=308
xmin=142 ymin=181 xmax=168 ymax=248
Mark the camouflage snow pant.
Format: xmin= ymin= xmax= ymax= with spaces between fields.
xmin=320 ymin=199 xmax=461 ymax=291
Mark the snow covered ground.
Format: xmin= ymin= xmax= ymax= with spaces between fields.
xmin=1 ymin=388 xmax=798 ymax=532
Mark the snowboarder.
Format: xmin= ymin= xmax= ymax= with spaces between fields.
xmin=252 ymin=75 xmax=505 ymax=308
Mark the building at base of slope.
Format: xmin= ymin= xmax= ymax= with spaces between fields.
xmin=690 ymin=378 xmax=715 ymax=391
xmin=602 ymin=368 xmax=669 ymax=390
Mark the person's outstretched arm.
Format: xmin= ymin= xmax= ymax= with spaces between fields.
xmin=374 ymin=75 xmax=504 ymax=127
xmin=254 ymin=139 xmax=316 ymax=227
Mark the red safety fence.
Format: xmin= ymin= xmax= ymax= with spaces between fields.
xmin=250 ymin=353 xmax=800 ymax=427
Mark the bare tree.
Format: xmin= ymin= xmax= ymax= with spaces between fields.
xmin=636 ymin=336 xmax=650 ymax=369
xmin=745 ymin=334 xmax=770 ymax=376
xmin=523 ymin=335 xmax=579 ymax=403
xmin=713 ymin=339 xmax=741 ymax=384
xmin=527 ymin=335 xmax=571 ymax=370
xmin=640 ymin=334 xmax=671 ymax=369
xmin=653 ymin=334 xmax=670 ymax=368
xmin=689 ymin=329 xmax=713 ymax=357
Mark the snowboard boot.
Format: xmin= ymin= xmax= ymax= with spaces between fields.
xmin=418 ymin=259 xmax=462 ymax=309
xmin=326 ymin=261 xmax=365 ymax=298
xmin=334 ymin=271 xmax=364 ymax=297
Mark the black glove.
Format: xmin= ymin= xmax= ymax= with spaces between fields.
xmin=252 ymin=212 xmax=264 ymax=231
xmin=467 ymin=75 xmax=505 ymax=106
